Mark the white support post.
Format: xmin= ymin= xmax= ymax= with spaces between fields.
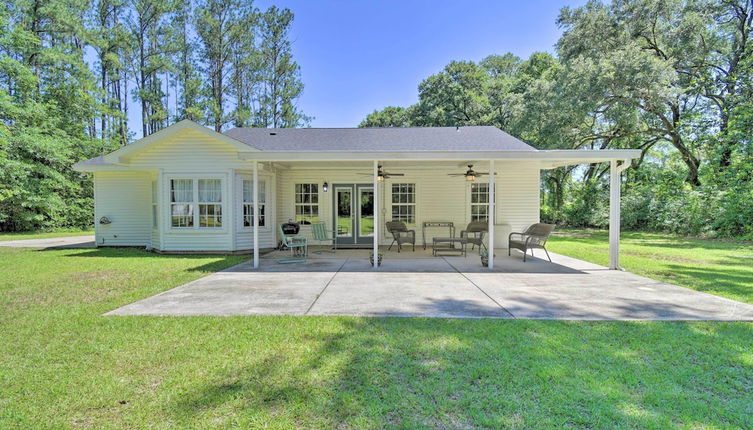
xmin=373 ymin=160 xmax=379 ymax=269
xmin=609 ymin=159 xmax=630 ymax=270
xmin=488 ymin=159 xmax=495 ymax=269
xmin=253 ymin=161 xmax=259 ymax=269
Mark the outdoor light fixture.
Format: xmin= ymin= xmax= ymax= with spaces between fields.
xmin=322 ymin=182 xmax=329 ymax=192
xmin=377 ymin=174 xmax=385 ymax=182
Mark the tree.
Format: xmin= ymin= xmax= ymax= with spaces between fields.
xmin=255 ymin=6 xmax=308 ymax=128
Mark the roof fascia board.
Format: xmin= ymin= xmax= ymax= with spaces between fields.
xmin=238 ymin=149 xmax=642 ymax=162
xmin=102 ymin=120 xmax=256 ymax=163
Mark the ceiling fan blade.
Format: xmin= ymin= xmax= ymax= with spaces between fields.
xmin=447 ymin=173 xmax=465 ymax=176
xmin=384 ymin=172 xmax=405 ymax=176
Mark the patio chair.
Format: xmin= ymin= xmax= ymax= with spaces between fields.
xmin=460 ymin=221 xmax=488 ymax=253
xmin=311 ymin=222 xmax=337 ymax=253
xmin=386 ymin=221 xmax=415 ymax=252
xmin=277 ymin=224 xmax=308 ymax=263
xmin=508 ymin=223 xmax=555 ymax=262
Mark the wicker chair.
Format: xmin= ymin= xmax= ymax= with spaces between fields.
xmin=386 ymin=221 xmax=415 ymax=252
xmin=508 ymin=223 xmax=555 ymax=262
xmin=460 ymin=221 xmax=488 ymax=252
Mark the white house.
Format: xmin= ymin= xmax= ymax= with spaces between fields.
xmin=74 ymin=120 xmax=639 ymax=269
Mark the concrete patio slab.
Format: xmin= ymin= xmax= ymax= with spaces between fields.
xmin=106 ymin=249 xmax=753 ymax=320
xmin=0 ymin=235 xmax=95 ymax=249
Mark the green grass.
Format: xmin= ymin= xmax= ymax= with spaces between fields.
xmin=2 ymin=245 xmax=753 ymax=428
xmin=0 ymin=228 xmax=94 ymax=241
xmin=548 ymin=230 xmax=753 ymax=304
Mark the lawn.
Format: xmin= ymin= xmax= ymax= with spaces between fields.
xmin=1 ymin=241 xmax=753 ymax=428
xmin=0 ymin=228 xmax=94 ymax=241
xmin=548 ymin=230 xmax=753 ymax=304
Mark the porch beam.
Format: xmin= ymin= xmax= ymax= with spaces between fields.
xmin=488 ymin=160 xmax=495 ymax=269
xmin=609 ymin=159 xmax=631 ymax=270
xmin=253 ymin=161 xmax=259 ymax=269
xmin=373 ymin=160 xmax=379 ymax=269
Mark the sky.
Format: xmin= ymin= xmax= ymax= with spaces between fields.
xmin=254 ymin=0 xmax=588 ymax=127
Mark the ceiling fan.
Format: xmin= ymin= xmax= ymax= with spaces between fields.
xmin=447 ymin=164 xmax=491 ymax=181
xmin=356 ymin=165 xmax=405 ymax=182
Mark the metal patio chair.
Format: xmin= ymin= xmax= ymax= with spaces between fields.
xmin=508 ymin=223 xmax=555 ymax=262
xmin=311 ymin=222 xmax=337 ymax=253
xmin=277 ymin=224 xmax=308 ymax=263
xmin=386 ymin=221 xmax=415 ymax=252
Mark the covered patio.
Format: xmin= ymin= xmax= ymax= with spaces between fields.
xmin=106 ymin=247 xmax=753 ymax=320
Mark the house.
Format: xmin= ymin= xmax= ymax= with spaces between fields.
xmin=74 ymin=120 xmax=639 ymax=269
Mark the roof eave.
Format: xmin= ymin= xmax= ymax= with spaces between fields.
xmin=237 ymin=149 xmax=642 ymax=162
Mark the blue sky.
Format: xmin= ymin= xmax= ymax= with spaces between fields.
xmin=255 ymin=0 xmax=587 ymax=127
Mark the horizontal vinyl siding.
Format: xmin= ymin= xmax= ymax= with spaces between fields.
xmin=94 ymin=171 xmax=152 ymax=247
xmin=275 ymin=162 xmax=540 ymax=247
xmin=496 ymin=162 xmax=541 ymax=247
xmin=125 ymin=128 xmax=251 ymax=170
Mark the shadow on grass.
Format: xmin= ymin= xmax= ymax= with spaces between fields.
xmin=169 ymin=318 xmax=753 ymax=428
xmin=663 ymin=264 xmax=753 ymax=303
xmin=59 ymin=248 xmax=247 ymax=272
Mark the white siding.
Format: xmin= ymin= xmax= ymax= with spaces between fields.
xmin=94 ymin=171 xmax=152 ymax=247
xmin=123 ymin=129 xmax=264 ymax=252
xmin=125 ymin=128 xmax=251 ymax=170
xmin=275 ymin=162 xmax=540 ymax=247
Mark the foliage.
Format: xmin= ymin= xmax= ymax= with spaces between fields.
xmin=0 ymin=0 xmax=309 ymax=231
xmin=2 ymin=246 xmax=753 ymax=427
xmin=362 ymin=0 xmax=753 ymax=239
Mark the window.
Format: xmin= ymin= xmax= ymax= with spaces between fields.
xmin=151 ymin=181 xmax=158 ymax=229
xmin=242 ymin=179 xmax=266 ymax=228
xmin=294 ymin=184 xmax=319 ymax=224
xmin=198 ymin=179 xmax=222 ymax=227
xmin=169 ymin=178 xmax=223 ymax=229
xmin=391 ymin=183 xmax=416 ymax=224
xmin=171 ymin=179 xmax=194 ymax=227
xmin=470 ymin=183 xmax=494 ymax=222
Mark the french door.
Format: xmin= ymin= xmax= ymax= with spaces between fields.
xmin=333 ymin=184 xmax=374 ymax=246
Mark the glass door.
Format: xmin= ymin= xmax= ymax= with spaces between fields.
xmin=356 ymin=185 xmax=374 ymax=243
xmin=334 ymin=185 xmax=354 ymax=245
xmin=333 ymin=184 xmax=375 ymax=247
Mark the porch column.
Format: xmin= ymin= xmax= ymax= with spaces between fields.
xmin=488 ymin=159 xmax=495 ymax=269
xmin=609 ymin=159 xmax=630 ymax=270
xmin=253 ymin=160 xmax=259 ymax=269
xmin=373 ymin=160 xmax=379 ymax=269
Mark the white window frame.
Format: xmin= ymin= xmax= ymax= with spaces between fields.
xmin=294 ymin=183 xmax=320 ymax=225
xmin=166 ymin=175 xmax=226 ymax=231
xmin=390 ymin=183 xmax=417 ymax=225
xmin=240 ymin=176 xmax=269 ymax=231
xmin=469 ymin=182 xmax=496 ymax=223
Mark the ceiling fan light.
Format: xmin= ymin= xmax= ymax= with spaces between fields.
xmin=465 ymin=174 xmax=476 ymax=181
xmin=377 ymin=175 xmax=385 ymax=182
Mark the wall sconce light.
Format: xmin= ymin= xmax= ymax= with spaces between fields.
xmin=322 ymin=182 xmax=329 ymax=192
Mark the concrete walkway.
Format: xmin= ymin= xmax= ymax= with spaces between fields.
xmin=107 ymin=249 xmax=753 ymax=321
xmin=0 ymin=235 xmax=95 ymax=249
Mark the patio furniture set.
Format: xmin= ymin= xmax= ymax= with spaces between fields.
xmin=277 ymin=219 xmax=556 ymax=264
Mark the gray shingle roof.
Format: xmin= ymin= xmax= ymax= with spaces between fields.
xmin=223 ymin=126 xmax=537 ymax=152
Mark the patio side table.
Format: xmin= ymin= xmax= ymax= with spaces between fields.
xmin=422 ymin=221 xmax=455 ymax=249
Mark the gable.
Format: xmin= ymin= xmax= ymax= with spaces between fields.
xmin=124 ymin=128 xmax=252 ymax=170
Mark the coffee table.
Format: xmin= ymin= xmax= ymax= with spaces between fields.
xmin=432 ymin=237 xmax=467 ymax=256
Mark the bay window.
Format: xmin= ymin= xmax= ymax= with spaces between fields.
xmin=242 ymin=178 xmax=266 ymax=228
xmin=169 ymin=178 xmax=223 ymax=229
